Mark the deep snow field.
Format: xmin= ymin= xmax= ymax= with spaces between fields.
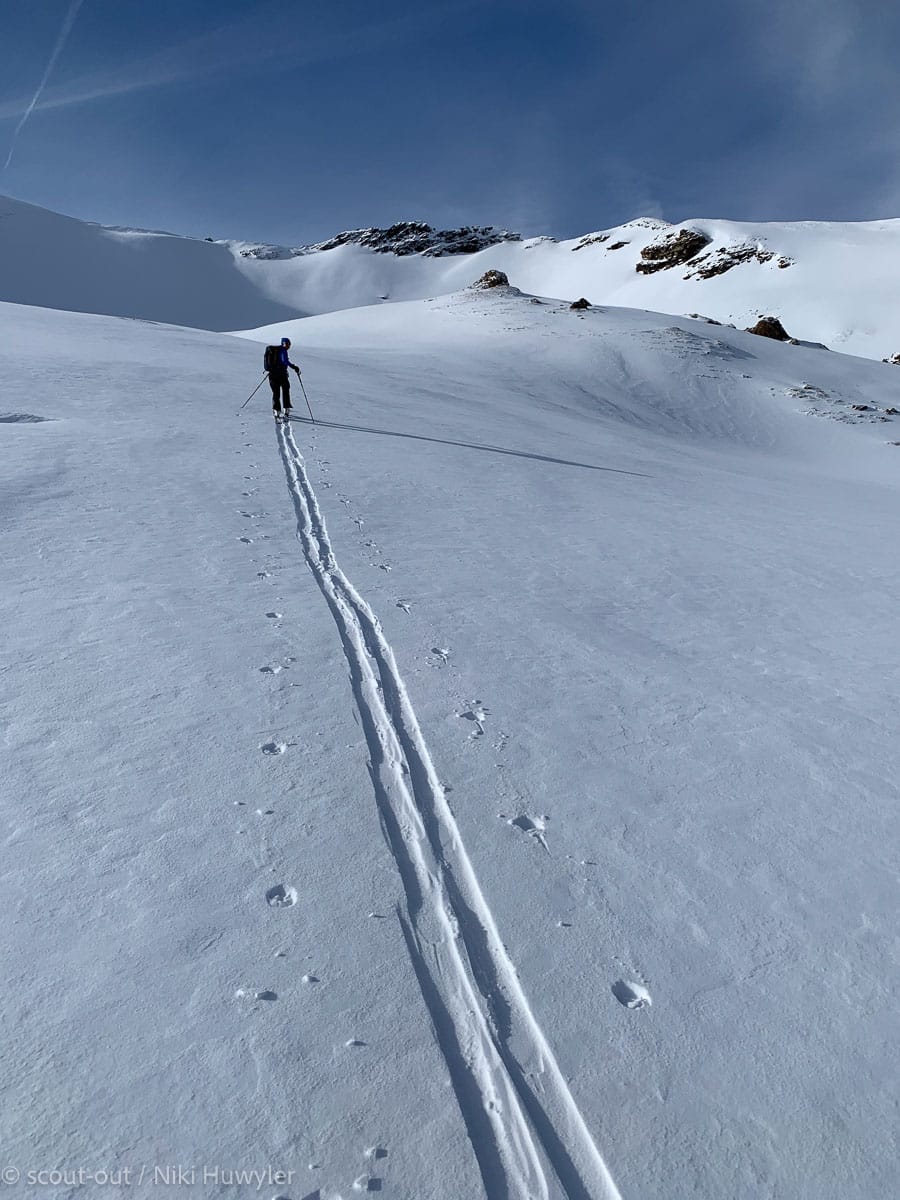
xmin=2 ymin=285 xmax=899 ymax=1200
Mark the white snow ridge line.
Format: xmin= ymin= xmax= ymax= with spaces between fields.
xmin=277 ymin=422 xmax=622 ymax=1200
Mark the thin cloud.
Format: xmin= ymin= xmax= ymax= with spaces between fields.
xmin=4 ymin=0 xmax=85 ymax=169
xmin=753 ymin=0 xmax=898 ymax=111
xmin=0 ymin=0 xmax=481 ymax=124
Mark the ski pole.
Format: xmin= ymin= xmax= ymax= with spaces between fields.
xmin=239 ymin=373 xmax=268 ymax=412
xmin=299 ymin=377 xmax=315 ymax=423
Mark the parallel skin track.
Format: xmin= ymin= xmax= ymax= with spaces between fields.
xmin=277 ymin=422 xmax=622 ymax=1200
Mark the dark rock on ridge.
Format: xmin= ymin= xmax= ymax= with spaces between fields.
xmin=313 ymin=222 xmax=521 ymax=257
xmin=745 ymin=315 xmax=792 ymax=341
xmin=471 ymin=269 xmax=510 ymax=289
xmin=636 ymin=229 xmax=712 ymax=274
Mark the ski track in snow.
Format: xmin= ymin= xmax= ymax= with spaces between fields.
xmin=276 ymin=421 xmax=621 ymax=1200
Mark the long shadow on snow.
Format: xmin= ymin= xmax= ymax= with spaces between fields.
xmin=292 ymin=417 xmax=650 ymax=478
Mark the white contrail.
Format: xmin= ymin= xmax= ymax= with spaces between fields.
xmin=4 ymin=0 xmax=86 ymax=169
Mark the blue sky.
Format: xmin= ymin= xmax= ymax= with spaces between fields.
xmin=1 ymin=0 xmax=899 ymax=243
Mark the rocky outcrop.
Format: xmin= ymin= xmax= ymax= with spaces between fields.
xmin=686 ymin=313 xmax=725 ymax=326
xmin=312 ymin=222 xmax=521 ymax=257
xmin=636 ymin=229 xmax=711 ymax=274
xmin=882 ymin=353 xmax=900 ymax=365
xmin=237 ymin=223 xmax=521 ymax=261
xmin=682 ymin=243 xmax=795 ymax=280
xmin=471 ymin=269 xmax=510 ymax=289
xmin=745 ymin=316 xmax=791 ymax=341
xmin=683 ymin=243 xmax=772 ymax=279
xmin=238 ymin=244 xmax=296 ymax=260
xmin=570 ymin=297 xmax=591 ymax=310
xmin=572 ymin=233 xmax=609 ymax=251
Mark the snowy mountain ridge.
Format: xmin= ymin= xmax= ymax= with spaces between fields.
xmin=236 ymin=221 xmax=521 ymax=261
xmin=1 ymin=192 xmax=900 ymax=361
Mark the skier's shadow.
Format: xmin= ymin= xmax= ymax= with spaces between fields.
xmin=292 ymin=418 xmax=650 ymax=477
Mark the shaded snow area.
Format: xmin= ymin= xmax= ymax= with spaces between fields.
xmin=0 ymin=194 xmax=302 ymax=329
xmin=2 ymin=289 xmax=899 ymax=1200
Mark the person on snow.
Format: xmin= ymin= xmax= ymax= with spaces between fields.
xmin=268 ymin=336 xmax=301 ymax=419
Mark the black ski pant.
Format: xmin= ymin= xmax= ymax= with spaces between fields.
xmin=269 ymin=370 xmax=291 ymax=413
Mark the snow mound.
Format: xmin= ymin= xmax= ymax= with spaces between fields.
xmin=241 ymin=286 xmax=900 ymax=451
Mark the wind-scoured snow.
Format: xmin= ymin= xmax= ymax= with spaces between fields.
xmin=2 ymin=283 xmax=899 ymax=1199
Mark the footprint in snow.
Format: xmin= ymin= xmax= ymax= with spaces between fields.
xmin=238 ymin=537 xmax=253 ymax=544
xmin=265 ymin=611 xmax=282 ymax=619
xmin=354 ymin=1174 xmax=382 ymax=1192
xmin=266 ymin=884 xmax=298 ymax=907
xmin=396 ymin=599 xmax=411 ymax=614
xmin=235 ymin=988 xmax=278 ymax=1002
xmin=612 ymin=979 xmax=652 ymax=1010
xmin=259 ymin=664 xmax=282 ymax=674
xmin=459 ymin=702 xmax=489 ymax=737
xmin=501 ymin=812 xmax=549 ymax=850
xmin=430 ymin=647 xmax=450 ymax=665
xmin=261 ymin=741 xmax=286 ymax=755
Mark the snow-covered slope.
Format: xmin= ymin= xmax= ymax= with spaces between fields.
xmin=0 ymin=193 xmax=302 ymax=330
xmin=235 ymin=215 xmax=900 ymax=363
xmin=3 ymin=192 xmax=900 ymax=361
xmin=3 ymin=285 xmax=899 ymax=1199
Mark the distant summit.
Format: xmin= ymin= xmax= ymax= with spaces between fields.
xmin=238 ymin=221 xmax=521 ymax=261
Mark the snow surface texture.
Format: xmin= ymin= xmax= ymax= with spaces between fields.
xmin=3 ymin=192 xmax=900 ymax=360
xmin=2 ymin=285 xmax=900 ymax=1199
